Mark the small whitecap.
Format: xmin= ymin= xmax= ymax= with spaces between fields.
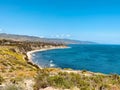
xmin=50 ymin=63 xmax=55 ymax=67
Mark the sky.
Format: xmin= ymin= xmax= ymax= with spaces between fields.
xmin=0 ymin=0 xmax=120 ymax=44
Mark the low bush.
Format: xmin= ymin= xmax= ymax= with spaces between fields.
xmin=3 ymin=84 xmax=23 ymax=90
xmin=0 ymin=75 xmax=4 ymax=85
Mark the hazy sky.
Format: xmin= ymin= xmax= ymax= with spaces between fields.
xmin=0 ymin=0 xmax=120 ymax=44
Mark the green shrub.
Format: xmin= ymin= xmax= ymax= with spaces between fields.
xmin=34 ymin=70 xmax=49 ymax=90
xmin=81 ymin=70 xmax=87 ymax=73
xmin=10 ymin=77 xmax=23 ymax=84
xmin=99 ymin=84 xmax=110 ymax=90
xmin=0 ymin=75 xmax=4 ymax=85
xmin=3 ymin=84 xmax=23 ymax=90
xmin=48 ymin=75 xmax=67 ymax=88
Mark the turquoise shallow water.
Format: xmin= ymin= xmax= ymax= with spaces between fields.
xmin=32 ymin=44 xmax=120 ymax=74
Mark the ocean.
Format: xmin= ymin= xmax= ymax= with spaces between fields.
xmin=32 ymin=44 xmax=120 ymax=74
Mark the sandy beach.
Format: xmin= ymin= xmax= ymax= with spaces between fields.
xmin=27 ymin=46 xmax=69 ymax=68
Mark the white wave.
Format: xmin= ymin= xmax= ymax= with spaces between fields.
xmin=50 ymin=63 xmax=55 ymax=67
xmin=49 ymin=60 xmax=56 ymax=67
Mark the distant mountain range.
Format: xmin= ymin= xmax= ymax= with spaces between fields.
xmin=0 ymin=33 xmax=96 ymax=44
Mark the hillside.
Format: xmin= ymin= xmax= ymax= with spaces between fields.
xmin=0 ymin=33 xmax=96 ymax=44
xmin=0 ymin=39 xmax=66 ymax=90
xmin=0 ymin=46 xmax=37 ymax=90
xmin=0 ymin=40 xmax=120 ymax=90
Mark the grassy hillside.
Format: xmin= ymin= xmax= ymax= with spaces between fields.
xmin=34 ymin=68 xmax=120 ymax=90
xmin=0 ymin=40 xmax=66 ymax=90
xmin=0 ymin=46 xmax=37 ymax=84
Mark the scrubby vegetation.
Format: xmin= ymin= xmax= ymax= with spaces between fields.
xmin=0 ymin=39 xmax=66 ymax=90
xmin=0 ymin=75 xmax=4 ymax=85
xmin=0 ymin=46 xmax=37 ymax=79
xmin=34 ymin=68 xmax=120 ymax=90
xmin=2 ymin=84 xmax=23 ymax=90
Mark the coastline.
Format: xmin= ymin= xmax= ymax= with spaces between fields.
xmin=26 ymin=46 xmax=106 ymax=76
xmin=27 ymin=46 xmax=69 ymax=69
xmin=27 ymin=47 xmax=106 ymax=77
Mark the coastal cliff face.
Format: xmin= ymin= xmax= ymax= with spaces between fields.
xmin=0 ymin=39 xmax=66 ymax=52
xmin=0 ymin=40 xmax=120 ymax=90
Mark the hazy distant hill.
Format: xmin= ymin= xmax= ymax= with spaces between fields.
xmin=0 ymin=33 xmax=96 ymax=44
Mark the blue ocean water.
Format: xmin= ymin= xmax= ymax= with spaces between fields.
xmin=32 ymin=44 xmax=120 ymax=74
